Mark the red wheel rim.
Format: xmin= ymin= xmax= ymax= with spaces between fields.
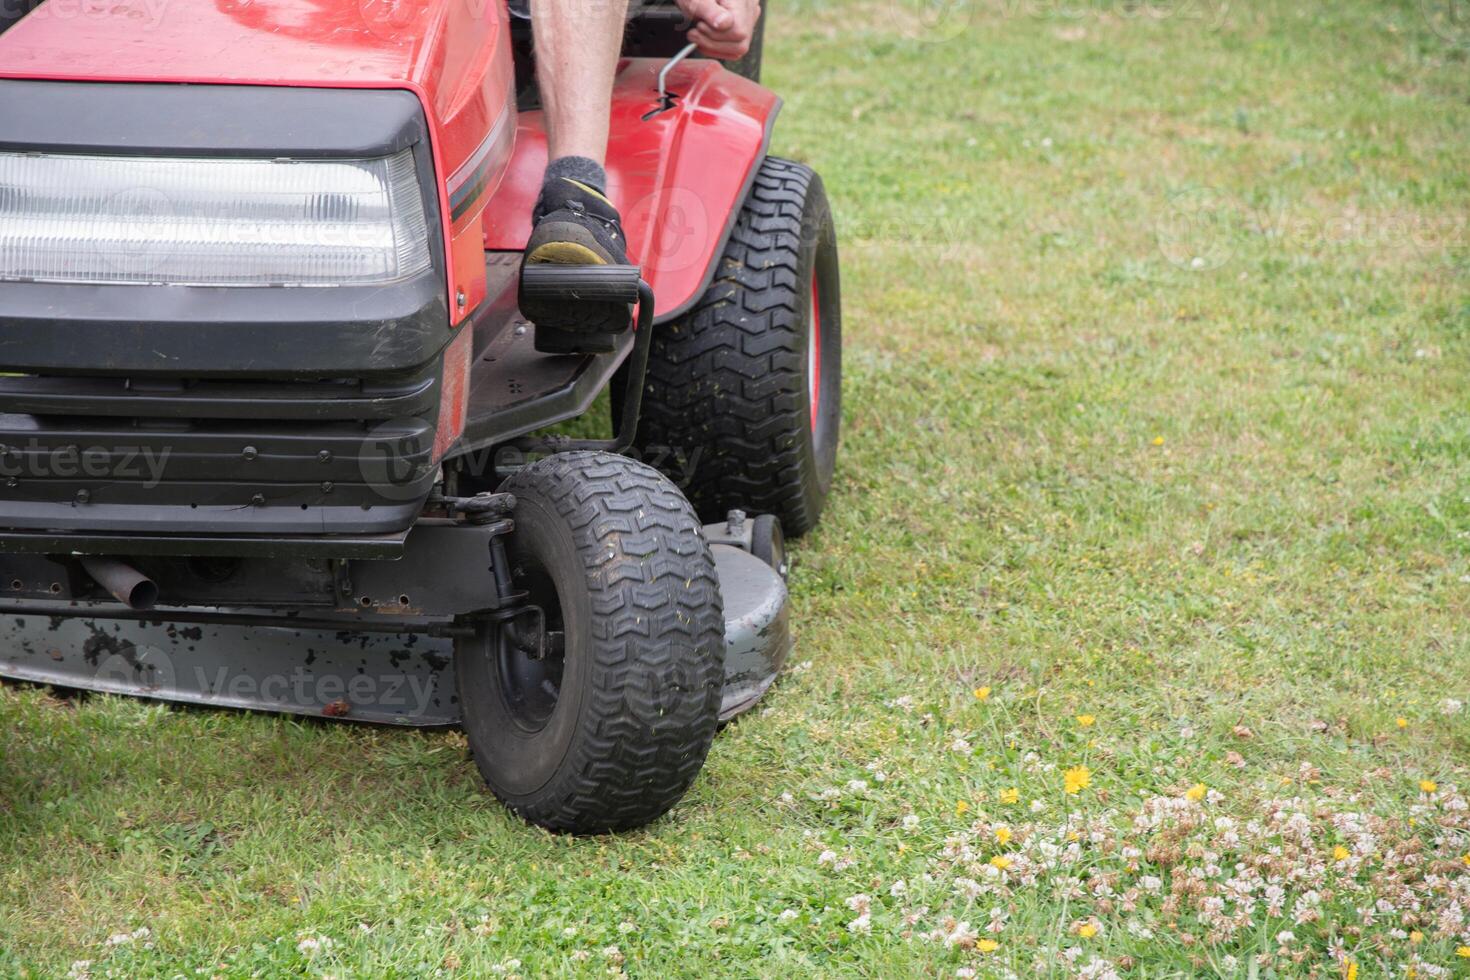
xmin=808 ymin=278 xmax=821 ymax=432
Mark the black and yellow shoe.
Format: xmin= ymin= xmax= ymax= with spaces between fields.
xmin=521 ymin=177 xmax=631 ymax=354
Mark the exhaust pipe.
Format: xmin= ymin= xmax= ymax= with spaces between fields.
xmin=81 ymin=557 xmax=159 ymax=610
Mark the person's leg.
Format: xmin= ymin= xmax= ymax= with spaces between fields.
xmin=521 ymin=0 xmax=632 ymax=348
xmin=532 ymin=0 xmax=629 ymax=170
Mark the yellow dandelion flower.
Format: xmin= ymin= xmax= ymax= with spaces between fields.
xmin=1000 ymin=788 xmax=1020 ymax=805
xmin=1410 ymin=930 xmax=1423 ymax=944
xmin=1461 ymin=853 xmax=1470 ymax=866
xmin=1344 ymin=961 xmax=1357 ymax=980
xmin=1185 ymin=783 xmax=1207 ymax=802
xmin=1396 ymin=717 xmax=1408 ymax=729
xmin=989 ymin=855 xmax=1012 ymax=870
xmin=1420 ymin=779 xmax=1438 ymax=794
xmin=973 ymin=686 xmax=992 ymax=701
xmin=1333 ymin=845 xmax=1350 ymax=862
xmin=1078 ymin=923 xmax=1098 ymax=939
xmin=1063 ymin=766 xmax=1091 ymax=794
xmin=955 ymin=800 xmax=970 ymax=816
xmin=1151 ymin=436 xmax=1165 ymax=446
xmin=1075 ymin=714 xmax=1096 ymax=728
xmin=995 ymin=826 xmax=1012 ymax=846
xmin=1457 ymin=946 xmax=1470 ymax=959
xmin=976 ymin=938 xmax=999 ymax=953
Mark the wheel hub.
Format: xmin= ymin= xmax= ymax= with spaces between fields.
xmin=495 ymin=555 xmax=565 ymax=731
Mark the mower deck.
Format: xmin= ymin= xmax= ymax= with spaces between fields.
xmin=0 ymin=540 xmax=789 ymax=725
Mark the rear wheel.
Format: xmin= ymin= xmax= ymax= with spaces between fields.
xmin=632 ymin=156 xmax=842 ymax=536
xmin=455 ymin=451 xmax=724 ymax=833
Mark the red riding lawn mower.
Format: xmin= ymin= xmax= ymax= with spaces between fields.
xmin=0 ymin=0 xmax=841 ymax=832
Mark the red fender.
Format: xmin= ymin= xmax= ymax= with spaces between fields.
xmin=483 ymin=57 xmax=780 ymax=322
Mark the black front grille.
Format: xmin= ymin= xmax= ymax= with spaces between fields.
xmin=0 ymin=362 xmax=442 ymax=536
xmin=0 ymin=371 xmax=438 ymax=421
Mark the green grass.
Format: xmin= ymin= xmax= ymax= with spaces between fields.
xmin=4 ymin=0 xmax=1470 ymax=975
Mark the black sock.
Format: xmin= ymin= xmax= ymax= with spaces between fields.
xmin=543 ymin=155 xmax=607 ymax=194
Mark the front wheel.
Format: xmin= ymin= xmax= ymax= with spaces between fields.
xmin=455 ymin=451 xmax=724 ymax=834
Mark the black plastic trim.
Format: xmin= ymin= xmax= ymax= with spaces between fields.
xmin=0 ymin=275 xmax=449 ymax=377
xmin=0 ymin=81 xmax=428 ymax=158
xmin=0 ymin=368 xmax=441 ymax=421
xmin=447 ymin=107 xmax=513 ymax=221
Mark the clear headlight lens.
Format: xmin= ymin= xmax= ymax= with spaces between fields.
xmin=0 ymin=148 xmax=432 ymax=286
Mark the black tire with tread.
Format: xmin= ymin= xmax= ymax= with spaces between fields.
xmin=455 ymin=451 xmax=724 ymax=834
xmin=632 ymin=156 xmax=841 ymax=537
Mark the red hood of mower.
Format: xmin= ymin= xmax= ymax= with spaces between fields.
xmin=0 ymin=0 xmax=459 ymax=89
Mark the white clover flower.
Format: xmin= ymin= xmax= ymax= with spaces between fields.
xmin=778 ymin=909 xmax=799 ymax=922
xmin=889 ymin=879 xmax=907 ymax=897
xmin=954 ymin=877 xmax=983 ymax=899
xmin=902 ymin=814 xmax=921 ymax=831
xmin=105 ymin=927 xmax=150 ymax=948
xmin=296 ymin=936 xmax=333 ymax=955
xmin=1275 ymin=930 xmax=1295 ymax=946
xmin=943 ymin=921 xmax=978 ymax=948
xmin=818 ymin=849 xmax=838 ymax=865
xmin=1077 ymin=958 xmax=1120 ymax=980
xmin=847 ymin=913 xmax=871 ymax=935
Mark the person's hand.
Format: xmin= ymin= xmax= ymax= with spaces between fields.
xmin=674 ymin=0 xmax=761 ymax=60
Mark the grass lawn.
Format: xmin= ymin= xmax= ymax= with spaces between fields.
xmin=4 ymin=0 xmax=1469 ymax=975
